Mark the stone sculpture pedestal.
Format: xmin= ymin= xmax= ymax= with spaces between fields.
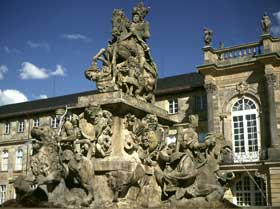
xmin=77 ymin=91 xmax=176 ymax=205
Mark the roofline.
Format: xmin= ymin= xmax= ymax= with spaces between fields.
xmin=0 ymin=73 xmax=203 ymax=119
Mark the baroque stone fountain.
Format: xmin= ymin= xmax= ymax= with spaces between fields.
xmin=13 ymin=3 xmax=236 ymax=208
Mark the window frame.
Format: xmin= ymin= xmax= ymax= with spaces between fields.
xmin=195 ymin=95 xmax=207 ymax=112
xmin=17 ymin=120 xmax=25 ymax=133
xmin=231 ymin=98 xmax=261 ymax=163
xmin=168 ymin=99 xmax=179 ymax=114
xmin=15 ymin=149 xmax=23 ymax=171
xmin=1 ymin=150 xmax=8 ymax=171
xmin=0 ymin=185 xmax=6 ymax=205
xmin=4 ymin=122 xmax=10 ymax=135
xmin=33 ymin=118 xmax=40 ymax=127
xmin=233 ymin=175 xmax=266 ymax=206
xmin=50 ymin=116 xmax=59 ymax=129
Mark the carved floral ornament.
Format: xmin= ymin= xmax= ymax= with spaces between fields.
xmin=236 ymin=81 xmax=249 ymax=94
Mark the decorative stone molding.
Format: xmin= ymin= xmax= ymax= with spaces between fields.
xmin=265 ymin=73 xmax=277 ymax=88
xmin=222 ymin=89 xmax=261 ymax=114
xmin=219 ymin=114 xmax=227 ymax=121
xmin=204 ymin=83 xmax=217 ymax=94
xmin=236 ymin=81 xmax=249 ymax=95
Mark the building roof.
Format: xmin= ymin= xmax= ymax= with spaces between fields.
xmin=156 ymin=72 xmax=203 ymax=95
xmin=0 ymin=72 xmax=203 ymax=119
xmin=0 ymin=90 xmax=97 ymax=119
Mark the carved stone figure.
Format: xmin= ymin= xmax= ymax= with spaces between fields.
xmin=236 ymin=81 xmax=249 ymax=94
xmin=14 ymin=3 xmax=237 ymax=208
xmin=60 ymin=149 xmax=95 ymax=206
xmin=203 ymin=28 xmax=213 ymax=46
xmin=85 ymin=2 xmax=157 ymax=103
xmin=261 ymin=13 xmax=272 ymax=34
xmin=155 ymin=126 xmax=235 ymax=206
xmin=14 ymin=104 xmax=114 ymax=207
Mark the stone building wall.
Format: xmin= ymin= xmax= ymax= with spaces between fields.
xmin=0 ymin=113 xmax=60 ymax=200
xmin=270 ymin=167 xmax=280 ymax=206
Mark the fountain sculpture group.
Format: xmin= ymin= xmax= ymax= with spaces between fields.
xmin=14 ymin=3 xmax=236 ymax=208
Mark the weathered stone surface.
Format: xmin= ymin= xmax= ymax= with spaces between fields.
xmin=85 ymin=2 xmax=157 ymax=103
xmin=13 ymin=3 xmax=237 ymax=209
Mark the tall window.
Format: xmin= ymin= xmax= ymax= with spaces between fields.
xmin=15 ymin=149 xmax=23 ymax=171
xmin=33 ymin=118 xmax=40 ymax=127
xmin=4 ymin=122 xmax=10 ymax=135
xmin=0 ymin=185 xmax=6 ymax=204
xmin=17 ymin=120 xmax=25 ymax=133
xmin=168 ymin=99 xmax=178 ymax=114
xmin=1 ymin=151 xmax=8 ymax=171
xmin=234 ymin=175 xmax=266 ymax=206
xmin=232 ymin=98 xmax=260 ymax=162
xmin=195 ymin=95 xmax=207 ymax=112
xmin=51 ymin=117 xmax=59 ymax=129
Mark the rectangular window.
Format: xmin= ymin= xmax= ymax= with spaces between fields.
xmin=195 ymin=95 xmax=207 ymax=112
xmin=51 ymin=117 xmax=59 ymax=129
xmin=0 ymin=185 xmax=6 ymax=205
xmin=33 ymin=118 xmax=40 ymax=127
xmin=17 ymin=120 xmax=25 ymax=133
xmin=168 ymin=99 xmax=178 ymax=114
xmin=15 ymin=149 xmax=23 ymax=171
xmin=234 ymin=175 xmax=266 ymax=206
xmin=1 ymin=151 xmax=8 ymax=171
xmin=4 ymin=122 xmax=10 ymax=135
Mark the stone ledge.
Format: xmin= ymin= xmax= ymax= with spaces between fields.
xmin=76 ymin=91 xmax=177 ymax=125
xmin=94 ymin=159 xmax=136 ymax=172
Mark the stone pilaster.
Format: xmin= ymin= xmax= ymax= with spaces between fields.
xmin=265 ymin=65 xmax=280 ymax=160
xmin=205 ymin=83 xmax=217 ymax=132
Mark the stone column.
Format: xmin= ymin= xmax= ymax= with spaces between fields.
xmin=265 ymin=66 xmax=280 ymax=160
xmin=111 ymin=116 xmax=124 ymax=158
xmin=205 ymin=83 xmax=217 ymax=132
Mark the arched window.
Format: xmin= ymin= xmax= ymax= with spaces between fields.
xmin=15 ymin=149 xmax=23 ymax=171
xmin=232 ymin=97 xmax=260 ymax=162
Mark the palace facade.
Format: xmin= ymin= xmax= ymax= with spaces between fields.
xmin=1 ymin=27 xmax=280 ymax=207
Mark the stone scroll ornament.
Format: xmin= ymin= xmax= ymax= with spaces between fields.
xmin=85 ymin=2 xmax=157 ymax=103
xmin=13 ymin=104 xmax=113 ymax=208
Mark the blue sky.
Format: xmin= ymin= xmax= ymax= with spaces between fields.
xmin=0 ymin=0 xmax=280 ymax=106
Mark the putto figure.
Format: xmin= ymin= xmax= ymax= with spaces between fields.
xmin=85 ymin=2 xmax=157 ymax=103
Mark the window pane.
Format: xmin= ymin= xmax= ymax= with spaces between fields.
xmin=1 ymin=151 xmax=8 ymax=171
xmin=168 ymin=99 xmax=178 ymax=114
xmin=234 ymin=175 xmax=266 ymax=206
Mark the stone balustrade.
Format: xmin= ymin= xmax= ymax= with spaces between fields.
xmin=203 ymin=36 xmax=280 ymax=64
xmin=215 ymin=42 xmax=263 ymax=61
